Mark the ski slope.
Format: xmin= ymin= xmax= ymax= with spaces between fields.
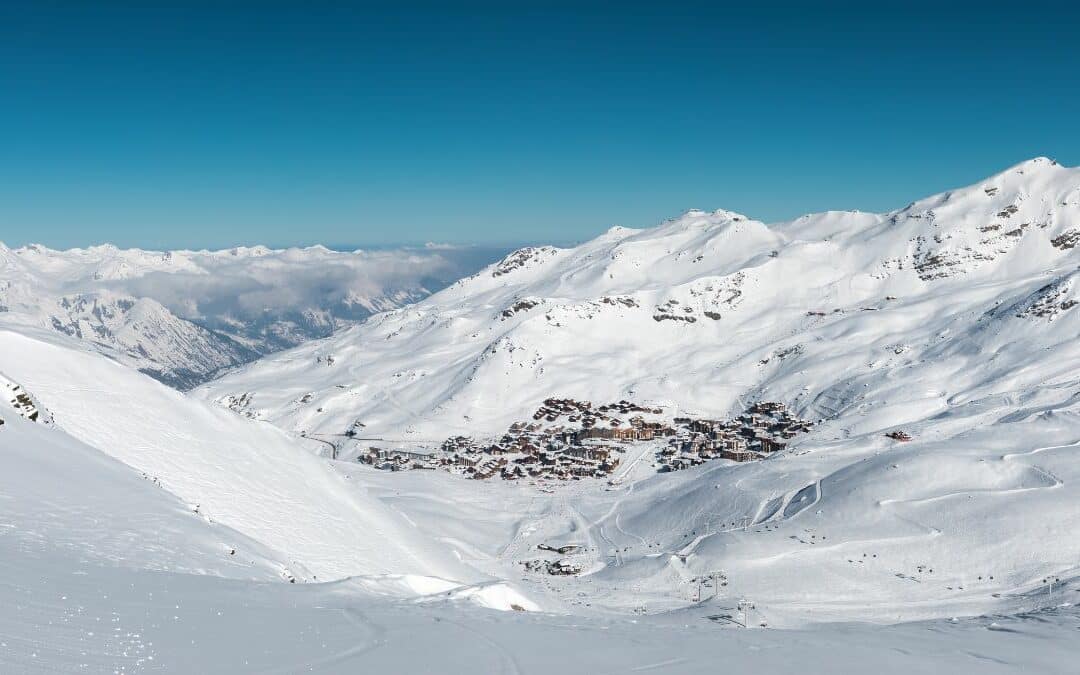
xmin=0 ymin=327 xmax=477 ymax=586
xmin=2 ymin=391 xmax=1078 ymax=673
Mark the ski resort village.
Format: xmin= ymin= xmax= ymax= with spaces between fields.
xmin=357 ymin=398 xmax=815 ymax=480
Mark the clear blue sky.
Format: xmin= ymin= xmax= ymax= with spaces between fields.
xmin=1 ymin=1 xmax=1077 ymax=250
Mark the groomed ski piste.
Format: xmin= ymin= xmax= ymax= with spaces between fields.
xmin=3 ymin=159 xmax=1080 ymax=672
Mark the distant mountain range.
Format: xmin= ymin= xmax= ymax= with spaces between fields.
xmin=0 ymin=243 xmax=506 ymax=388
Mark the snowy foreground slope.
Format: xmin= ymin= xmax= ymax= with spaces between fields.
xmin=0 ymin=328 xmax=476 ymax=585
xmin=0 ymin=243 xmax=501 ymax=388
xmin=2 ymin=358 xmax=1079 ymax=673
xmin=200 ymin=157 xmax=1080 ymax=627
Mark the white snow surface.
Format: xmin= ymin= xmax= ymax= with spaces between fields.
xmin=2 ymin=390 xmax=1077 ymax=673
xmin=2 ymin=329 xmax=1078 ymax=673
xmin=198 ymin=157 xmax=1080 ymax=626
xmin=0 ymin=328 xmax=476 ymax=586
xmin=3 ymin=158 xmax=1080 ymax=671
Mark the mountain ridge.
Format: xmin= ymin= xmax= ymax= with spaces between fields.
xmin=189 ymin=158 xmax=1080 ymax=625
xmin=200 ymin=157 xmax=1080 ymax=438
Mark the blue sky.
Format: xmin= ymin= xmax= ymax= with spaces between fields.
xmin=1 ymin=1 xmax=1078 ymax=250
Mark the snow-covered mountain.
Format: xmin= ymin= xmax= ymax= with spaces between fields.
xmin=201 ymin=157 xmax=1080 ymax=438
xmin=0 ymin=243 xmax=504 ymax=388
xmin=4 ymin=158 xmax=1080 ymax=671
xmin=196 ymin=157 xmax=1080 ymax=625
xmin=0 ymin=326 xmax=482 ymax=585
xmin=0 ymin=285 xmax=258 ymax=388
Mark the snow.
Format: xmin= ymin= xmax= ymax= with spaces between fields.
xmin=0 ymin=242 xmax=505 ymax=388
xmin=0 ymin=329 xmax=477 ymax=585
xmin=1 ymin=409 xmax=1077 ymax=672
xmin=0 ymin=395 xmax=286 ymax=581
xmin=3 ymin=158 xmax=1080 ymax=671
xmin=197 ymin=158 xmax=1080 ymax=627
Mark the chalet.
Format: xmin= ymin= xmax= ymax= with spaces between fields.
xmin=567 ymin=446 xmax=612 ymax=461
xmin=451 ymin=453 xmax=479 ymax=468
xmin=600 ymin=454 xmax=620 ymax=468
xmin=759 ymin=437 xmax=786 ymax=453
xmin=501 ymin=465 xmax=527 ymax=480
xmin=690 ymin=419 xmax=717 ymax=434
xmin=719 ymin=448 xmax=759 ymax=462
xmin=721 ymin=437 xmax=747 ymax=452
xmin=575 ymin=426 xmax=640 ymax=442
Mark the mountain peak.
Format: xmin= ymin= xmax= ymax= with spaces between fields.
xmin=1013 ymin=155 xmax=1058 ymax=169
xmin=674 ymin=207 xmax=751 ymax=223
xmin=990 ymin=156 xmax=1066 ymax=182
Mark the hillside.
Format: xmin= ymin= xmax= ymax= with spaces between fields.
xmin=197 ymin=157 xmax=1080 ymax=625
xmin=0 ymin=327 xmax=480 ymax=586
xmin=201 ymin=158 xmax=1080 ymax=438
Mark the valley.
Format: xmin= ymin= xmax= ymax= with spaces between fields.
xmin=187 ymin=158 xmax=1080 ymax=627
xmin=0 ymin=243 xmax=506 ymax=388
xmin=4 ymin=158 xmax=1080 ymax=671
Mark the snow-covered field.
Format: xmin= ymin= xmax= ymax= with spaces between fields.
xmin=2 ymin=384 xmax=1077 ymax=673
xmin=3 ymin=158 xmax=1080 ymax=672
xmin=2 ymin=378 xmax=1078 ymax=673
